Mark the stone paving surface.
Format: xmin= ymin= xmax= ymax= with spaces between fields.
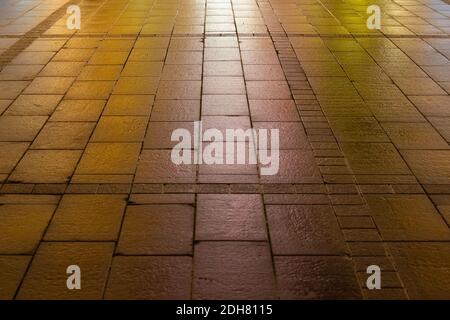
xmin=0 ymin=0 xmax=450 ymax=300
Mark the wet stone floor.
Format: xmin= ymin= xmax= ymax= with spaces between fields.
xmin=0 ymin=0 xmax=450 ymax=300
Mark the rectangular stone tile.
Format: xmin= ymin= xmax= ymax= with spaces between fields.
xmin=275 ymin=256 xmax=361 ymax=299
xmin=249 ymin=100 xmax=299 ymax=121
xmin=161 ymin=64 xmax=202 ymax=80
xmin=341 ymin=143 xmax=411 ymax=175
xmin=204 ymin=61 xmax=243 ymax=77
xmin=193 ymin=242 xmax=275 ymax=299
xmin=0 ymin=142 xmax=29 ymax=173
xmin=144 ymin=121 xmax=194 ymax=149
xmin=401 ymin=150 xmax=450 ymax=184
xmin=31 ymin=122 xmax=95 ymax=149
xmin=121 ymin=61 xmax=163 ymax=77
xmin=253 ymin=122 xmax=308 ymax=149
xmin=0 ymin=81 xmax=30 ymax=99
xmin=53 ymin=48 xmax=95 ymax=62
xmin=117 ymin=204 xmax=194 ymax=255
xmin=367 ymin=194 xmax=450 ymax=241
xmin=0 ymin=65 xmax=43 ymax=81
xmin=0 ymin=256 xmax=31 ymax=300
xmin=66 ymin=81 xmax=115 ymax=99
xmin=389 ymin=243 xmax=450 ymax=299
xmin=156 ymin=80 xmax=201 ymax=100
xmin=24 ymin=77 xmax=74 ymax=95
xmin=129 ymin=193 xmax=195 ymax=204
xmin=11 ymin=51 xmax=54 ymax=64
xmin=203 ymin=77 xmax=246 ymax=95
xmin=165 ymin=51 xmax=202 ymax=64
xmin=202 ymin=95 xmax=248 ymax=115
xmin=17 ymin=242 xmax=114 ymax=300
xmin=5 ymin=94 xmax=63 ymax=116
xmin=113 ymin=77 xmax=158 ymax=95
xmin=75 ymin=143 xmax=141 ymax=175
xmin=88 ymin=51 xmax=128 ymax=64
xmin=151 ymin=100 xmax=200 ymax=121
xmin=328 ymin=117 xmax=389 ymax=142
xmin=381 ymin=122 xmax=448 ymax=149
xmin=9 ymin=150 xmax=82 ymax=183
xmin=91 ymin=116 xmax=148 ymax=142
xmin=44 ymin=195 xmax=127 ymax=241
xmin=105 ymin=256 xmax=192 ymax=300
xmin=0 ymin=204 xmax=55 ymax=254
xmin=135 ymin=150 xmax=196 ymax=183
xmin=77 ymin=65 xmax=122 ymax=81
xmin=39 ymin=61 xmax=85 ymax=77
xmin=246 ymin=80 xmax=291 ymax=99
xmin=260 ymin=149 xmax=322 ymax=183
xmin=129 ymin=48 xmax=167 ymax=61
xmin=267 ymin=205 xmax=347 ymax=255
xmin=410 ymin=96 xmax=450 ymax=117
xmin=0 ymin=116 xmax=47 ymax=142
xmin=50 ymin=100 xmax=105 ymax=122
xmin=104 ymin=95 xmax=154 ymax=116
xmin=196 ymin=194 xmax=267 ymax=241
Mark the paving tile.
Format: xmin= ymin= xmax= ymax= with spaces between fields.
xmin=193 ymin=242 xmax=275 ymax=299
xmin=78 ymin=65 xmax=122 ymax=81
xmin=45 ymin=195 xmax=126 ymax=241
xmin=24 ymin=77 xmax=74 ymax=95
xmin=267 ymin=205 xmax=347 ymax=255
xmin=66 ymin=81 xmax=115 ymax=99
xmin=341 ymin=143 xmax=411 ymax=175
xmin=328 ymin=117 xmax=389 ymax=142
xmin=9 ymin=150 xmax=82 ymax=183
xmin=104 ymin=95 xmax=153 ymax=116
xmin=381 ymin=122 xmax=448 ymax=149
xmin=5 ymin=94 xmax=62 ymax=116
xmin=117 ymin=204 xmax=194 ymax=255
xmin=275 ymin=256 xmax=361 ymax=299
xmin=0 ymin=65 xmax=43 ymax=80
xmin=105 ymin=256 xmax=192 ymax=300
xmin=50 ymin=100 xmax=105 ymax=122
xmin=196 ymin=194 xmax=267 ymax=241
xmin=243 ymin=65 xmax=285 ymax=81
xmin=75 ymin=143 xmax=141 ymax=175
xmin=17 ymin=242 xmax=113 ymax=300
xmin=260 ymin=149 xmax=322 ymax=183
xmin=253 ymin=122 xmax=308 ymax=149
xmin=249 ymin=100 xmax=299 ymax=121
xmin=389 ymin=243 xmax=450 ymax=299
xmin=144 ymin=121 xmax=194 ymax=149
xmin=0 ymin=142 xmax=29 ymax=173
xmin=31 ymin=122 xmax=95 ymax=149
xmin=135 ymin=150 xmax=196 ymax=183
xmin=0 ymin=81 xmax=30 ymax=99
xmin=0 ymin=204 xmax=55 ymax=254
xmin=39 ymin=62 xmax=85 ymax=77
xmin=161 ymin=64 xmax=202 ymax=80
xmin=151 ymin=100 xmax=200 ymax=121
xmin=91 ymin=116 xmax=148 ymax=142
xmin=0 ymin=256 xmax=31 ymax=300
xmin=204 ymin=61 xmax=243 ymax=77
xmin=203 ymin=77 xmax=246 ymax=95
xmin=366 ymin=195 xmax=450 ymax=241
xmin=246 ymin=81 xmax=291 ymax=99
xmin=114 ymin=77 xmax=159 ymax=95
xmin=401 ymin=150 xmax=450 ymax=184
xmin=121 ymin=61 xmax=163 ymax=77
xmin=202 ymin=95 xmax=248 ymax=115
xmin=157 ymin=80 xmax=201 ymax=99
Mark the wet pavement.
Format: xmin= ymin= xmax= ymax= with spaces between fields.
xmin=0 ymin=0 xmax=450 ymax=300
